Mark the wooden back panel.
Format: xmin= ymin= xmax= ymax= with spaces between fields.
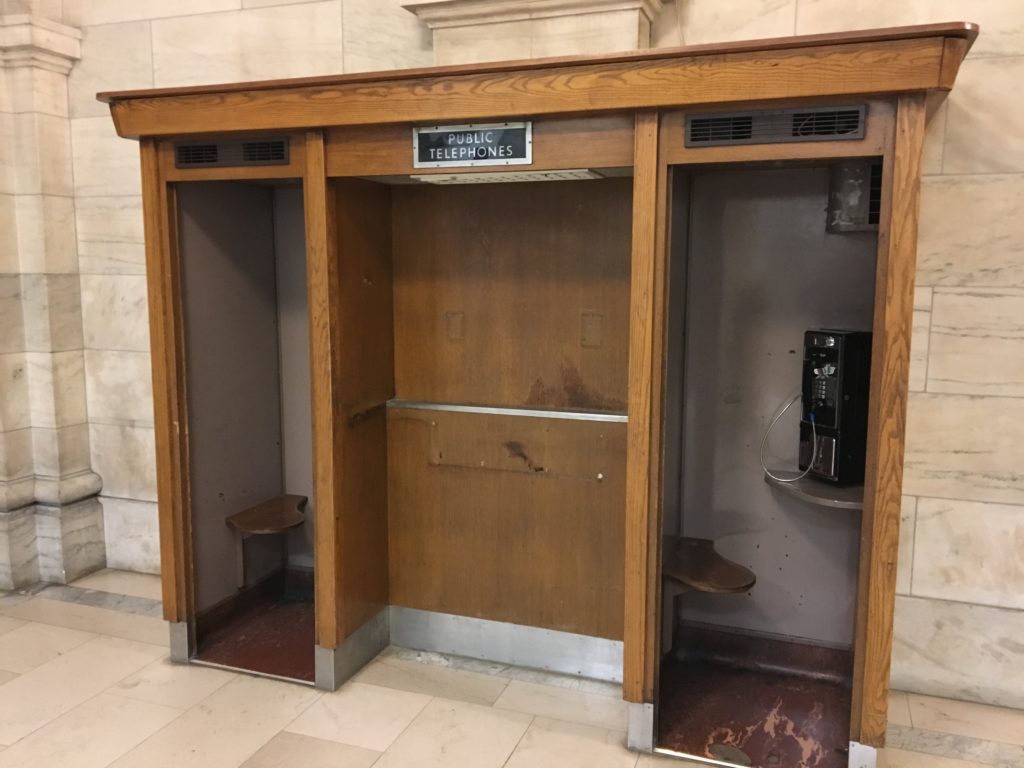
xmin=392 ymin=178 xmax=633 ymax=411
xmin=387 ymin=406 xmax=626 ymax=639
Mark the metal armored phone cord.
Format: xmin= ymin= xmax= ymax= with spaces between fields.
xmin=760 ymin=391 xmax=817 ymax=483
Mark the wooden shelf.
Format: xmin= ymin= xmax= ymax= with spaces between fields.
xmin=763 ymin=472 xmax=863 ymax=510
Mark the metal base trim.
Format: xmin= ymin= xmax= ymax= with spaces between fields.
xmin=627 ymin=702 xmax=654 ymax=752
xmin=849 ymin=741 xmax=877 ymax=768
xmin=191 ymin=657 xmax=315 ymax=687
xmin=169 ymin=620 xmax=191 ymax=663
xmin=389 ymin=606 xmax=623 ymax=683
xmin=315 ymin=607 xmax=390 ymax=691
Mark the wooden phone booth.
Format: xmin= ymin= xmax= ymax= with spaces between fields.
xmin=101 ymin=21 xmax=975 ymax=767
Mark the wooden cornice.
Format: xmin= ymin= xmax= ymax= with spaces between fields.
xmin=99 ymin=22 xmax=977 ymax=139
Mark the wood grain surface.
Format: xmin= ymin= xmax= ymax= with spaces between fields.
xmin=387 ymin=406 xmax=626 ymax=639
xmin=392 ymin=178 xmax=632 ymax=411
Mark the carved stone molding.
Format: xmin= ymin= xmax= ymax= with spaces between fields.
xmin=0 ymin=14 xmax=81 ymax=73
xmin=404 ymin=0 xmax=664 ymax=29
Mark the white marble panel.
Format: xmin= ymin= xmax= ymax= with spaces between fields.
xmin=0 ymin=194 xmax=16 ymax=273
xmin=6 ymin=66 xmax=68 ymax=117
xmin=796 ymin=0 xmax=1024 ymax=58
xmin=904 ymin=393 xmax=1024 ymax=505
xmin=917 ymin=174 xmax=1024 ymax=288
xmin=927 ymin=288 xmax=1024 ymax=397
xmin=32 ymin=422 xmax=91 ymax=477
xmin=651 ymin=0 xmax=682 ymax=48
xmin=80 ymin=274 xmax=150 ymax=352
xmin=89 ymin=423 xmax=157 ymax=502
xmin=10 ymin=112 xmax=74 ymax=196
xmin=69 ymin=21 xmax=153 ymax=119
xmin=0 ymin=426 xmax=35 ymax=483
xmin=151 ymin=2 xmax=345 ymax=88
xmin=532 ymin=11 xmax=647 ymax=58
xmin=0 ymin=353 xmax=30 ymax=432
xmin=909 ymin=287 xmax=930 ymax=393
xmin=35 ymin=498 xmax=105 ymax=583
xmin=100 ymin=497 xmax=160 ymax=574
xmin=25 ymin=350 xmax=87 ymax=429
xmin=84 ymin=349 xmax=153 ymax=428
xmin=433 ymin=20 xmax=532 ymax=65
xmin=921 ymin=100 xmax=946 ymax=176
xmin=944 ymin=57 xmax=1024 ymax=174
xmin=0 ymin=507 xmax=39 ymax=589
xmin=891 ymin=594 xmax=1024 ymax=709
xmin=342 ymin=0 xmax=432 ymax=73
xmin=681 ymin=0 xmax=795 ymax=45
xmin=70 ymin=117 xmax=142 ymax=198
xmin=75 ymin=196 xmax=146 ymax=275
xmin=0 ymin=275 xmax=27 ymax=354
xmin=896 ymin=495 xmax=916 ymax=596
xmin=911 ymin=497 xmax=1024 ymax=610
xmin=81 ymin=0 xmax=241 ymax=25
xmin=12 ymin=194 xmax=78 ymax=274
xmin=21 ymin=273 xmax=83 ymax=353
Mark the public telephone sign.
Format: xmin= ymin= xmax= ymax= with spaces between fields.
xmin=413 ymin=122 xmax=532 ymax=168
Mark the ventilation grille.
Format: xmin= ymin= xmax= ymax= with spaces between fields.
xmin=686 ymin=106 xmax=866 ymax=147
xmin=174 ymin=137 xmax=289 ymax=168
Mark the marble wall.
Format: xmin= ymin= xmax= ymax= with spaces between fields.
xmin=56 ymin=0 xmax=1024 ymax=707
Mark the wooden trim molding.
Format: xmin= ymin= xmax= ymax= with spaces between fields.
xmin=102 ymin=25 xmax=974 ymax=139
xmin=853 ymin=92 xmax=927 ymax=748
xmin=140 ymin=139 xmax=193 ymax=624
xmin=623 ymin=109 xmax=660 ymax=703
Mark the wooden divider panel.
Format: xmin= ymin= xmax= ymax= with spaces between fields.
xmin=387 ymin=406 xmax=626 ymax=639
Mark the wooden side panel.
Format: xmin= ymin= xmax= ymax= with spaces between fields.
xmin=387 ymin=407 xmax=626 ymax=639
xmin=304 ymin=132 xmax=341 ymax=648
xmin=332 ymin=178 xmax=395 ymax=637
xmin=392 ymin=178 xmax=632 ymax=411
xmin=623 ymin=111 xmax=660 ymax=703
xmin=854 ymin=93 xmax=926 ymax=747
xmin=140 ymin=139 xmax=192 ymax=624
xmin=109 ymin=38 xmax=947 ymax=138
xmin=326 ymin=115 xmax=634 ymax=177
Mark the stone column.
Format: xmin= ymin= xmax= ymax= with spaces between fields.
xmin=403 ymin=0 xmax=664 ymax=64
xmin=0 ymin=8 xmax=104 ymax=588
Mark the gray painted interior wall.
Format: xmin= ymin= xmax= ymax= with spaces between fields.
xmin=670 ymin=166 xmax=877 ymax=647
xmin=272 ymin=185 xmax=315 ymax=569
xmin=179 ymin=182 xmax=287 ymax=612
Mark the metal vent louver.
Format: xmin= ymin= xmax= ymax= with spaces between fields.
xmin=174 ymin=137 xmax=289 ymax=168
xmin=686 ymin=106 xmax=866 ymax=147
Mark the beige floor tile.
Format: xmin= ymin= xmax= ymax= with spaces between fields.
xmin=374 ymin=698 xmax=533 ymax=768
xmin=354 ymin=655 xmax=509 ymax=706
xmin=287 ymin=680 xmax=431 ymax=752
xmin=72 ymin=568 xmax=163 ymax=601
xmin=0 ymin=635 xmax=166 ymax=746
xmin=4 ymin=597 xmax=167 ymax=646
xmin=636 ymin=754 xmax=704 ymax=766
xmin=0 ymin=617 xmax=24 ymax=637
xmin=0 ymin=671 xmax=16 ymax=686
xmin=889 ymin=690 xmax=913 ymax=727
xmin=879 ymin=747 xmax=990 ymax=768
xmin=239 ymin=732 xmax=380 ymax=768
xmin=109 ymin=675 xmax=320 ymax=768
xmin=110 ymin=656 xmax=236 ymax=709
xmin=907 ymin=694 xmax=1024 ymax=747
xmin=0 ymin=621 xmax=95 ymax=674
xmin=494 ymin=679 xmax=629 ymax=732
xmin=505 ymin=717 xmax=636 ymax=768
xmin=0 ymin=691 xmax=180 ymax=768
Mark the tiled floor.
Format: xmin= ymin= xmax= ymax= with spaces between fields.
xmin=0 ymin=569 xmax=1021 ymax=768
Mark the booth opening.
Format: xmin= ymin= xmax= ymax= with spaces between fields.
xmin=177 ymin=180 xmax=315 ymax=683
xmin=657 ymin=161 xmax=878 ymax=766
